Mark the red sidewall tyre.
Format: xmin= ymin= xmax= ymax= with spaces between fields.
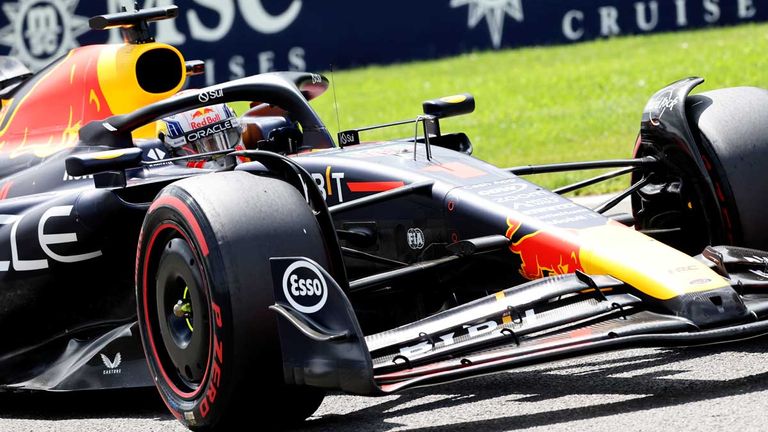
xmin=136 ymin=172 xmax=327 ymax=430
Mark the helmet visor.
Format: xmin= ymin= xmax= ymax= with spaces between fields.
xmin=182 ymin=118 xmax=241 ymax=155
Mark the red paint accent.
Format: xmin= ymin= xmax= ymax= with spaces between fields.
xmin=506 ymin=218 xmax=583 ymax=280
xmin=632 ymin=135 xmax=642 ymax=156
xmin=722 ymin=208 xmax=733 ymax=240
xmin=142 ymin=223 xmax=212 ymax=400
xmin=347 ymin=181 xmax=405 ymax=193
xmin=447 ymin=201 xmax=455 ymax=212
xmin=0 ymin=46 xmax=113 ymax=157
xmin=149 ymin=195 xmax=209 ymax=256
xmin=714 ymin=182 xmax=725 ymax=202
xmin=423 ymin=162 xmax=486 ymax=179
xmin=0 ymin=181 xmax=13 ymax=200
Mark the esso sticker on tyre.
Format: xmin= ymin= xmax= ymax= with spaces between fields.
xmin=282 ymin=260 xmax=328 ymax=314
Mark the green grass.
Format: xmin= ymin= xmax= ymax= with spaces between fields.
xmin=304 ymin=23 xmax=768 ymax=194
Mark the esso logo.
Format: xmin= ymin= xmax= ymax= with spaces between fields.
xmin=282 ymin=260 xmax=328 ymax=314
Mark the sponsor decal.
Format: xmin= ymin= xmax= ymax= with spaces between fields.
xmin=407 ymin=228 xmax=425 ymax=250
xmin=338 ymin=130 xmax=359 ymax=146
xmin=506 ymin=217 xmax=582 ymax=279
xmin=397 ymin=311 xmax=534 ymax=357
xmin=310 ymin=166 xmax=406 ymax=200
xmin=667 ymin=265 xmax=698 ymax=274
xmin=63 ymin=171 xmax=93 ymax=181
xmin=189 ymin=112 xmax=222 ymax=129
xmin=145 ymin=147 xmax=166 ymax=161
xmin=311 ymin=166 xmax=346 ymax=202
xmin=199 ymin=301 xmax=224 ymax=418
xmin=191 ymin=107 xmax=214 ymax=119
xmin=450 ymin=0 xmax=524 ymax=48
xmin=650 ymin=89 xmax=681 ymax=126
xmin=689 ymin=278 xmax=712 ymax=285
xmin=100 ymin=352 xmax=122 ymax=375
xmin=0 ymin=0 xmax=88 ymax=70
xmin=476 ymin=182 xmax=527 ymax=197
xmin=198 ymin=88 xmax=223 ymax=103
xmin=282 ymin=260 xmax=328 ymax=314
xmin=0 ymin=204 xmax=102 ymax=272
xmin=184 ymin=119 xmax=236 ymax=143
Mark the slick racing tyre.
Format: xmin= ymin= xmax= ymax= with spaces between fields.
xmin=634 ymin=87 xmax=768 ymax=254
xmin=136 ymin=171 xmax=326 ymax=430
xmin=687 ymin=87 xmax=768 ymax=250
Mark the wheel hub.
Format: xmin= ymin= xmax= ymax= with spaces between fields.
xmin=154 ymin=237 xmax=210 ymax=390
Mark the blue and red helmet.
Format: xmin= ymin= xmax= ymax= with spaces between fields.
xmin=158 ymin=103 xmax=242 ymax=168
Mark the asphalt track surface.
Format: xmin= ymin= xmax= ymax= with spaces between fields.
xmin=7 ymin=197 xmax=768 ymax=431
xmin=2 ymin=339 xmax=768 ymax=431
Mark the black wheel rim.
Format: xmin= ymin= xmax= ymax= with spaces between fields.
xmin=154 ymin=236 xmax=211 ymax=393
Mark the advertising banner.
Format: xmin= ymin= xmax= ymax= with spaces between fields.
xmin=0 ymin=0 xmax=765 ymax=85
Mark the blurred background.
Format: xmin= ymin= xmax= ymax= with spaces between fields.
xmin=1 ymin=0 xmax=766 ymax=192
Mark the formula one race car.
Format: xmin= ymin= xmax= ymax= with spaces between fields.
xmin=3 ymin=5 xmax=768 ymax=431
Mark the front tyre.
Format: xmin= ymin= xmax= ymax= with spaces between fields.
xmin=136 ymin=172 xmax=327 ymax=430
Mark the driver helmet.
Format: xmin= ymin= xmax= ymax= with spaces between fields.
xmin=158 ymin=103 xmax=242 ymax=169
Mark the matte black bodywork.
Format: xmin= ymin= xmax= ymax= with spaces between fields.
xmin=1 ymin=66 xmax=768 ymax=411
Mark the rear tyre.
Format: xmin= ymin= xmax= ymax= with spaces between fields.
xmin=136 ymin=171 xmax=327 ymax=430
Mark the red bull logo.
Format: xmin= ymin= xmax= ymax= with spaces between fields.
xmin=190 ymin=108 xmax=221 ymax=129
xmin=505 ymin=217 xmax=583 ymax=279
xmin=191 ymin=108 xmax=214 ymax=119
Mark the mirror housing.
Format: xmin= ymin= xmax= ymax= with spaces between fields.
xmin=422 ymin=94 xmax=475 ymax=119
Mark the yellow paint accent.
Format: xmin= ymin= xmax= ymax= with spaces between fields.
xmin=496 ymin=291 xmax=512 ymax=324
xmin=325 ymin=166 xmax=332 ymax=196
xmin=440 ymin=95 xmax=466 ymax=103
xmin=96 ymin=42 xmax=186 ymax=138
xmin=69 ymin=64 xmax=76 ymax=84
xmin=89 ymin=89 xmax=101 ymax=112
xmin=183 ymin=286 xmax=193 ymax=332
xmin=687 ymin=201 xmax=693 ymax=209
xmin=0 ymin=98 xmax=11 ymax=124
xmin=60 ymin=106 xmax=80 ymax=147
xmin=578 ymin=224 xmax=729 ymax=300
xmin=93 ymin=149 xmax=129 ymax=160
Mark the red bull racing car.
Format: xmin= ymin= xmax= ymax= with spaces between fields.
xmin=3 ymin=5 xmax=768 ymax=431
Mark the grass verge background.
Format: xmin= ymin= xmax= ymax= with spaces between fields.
xmin=305 ymin=23 xmax=768 ymax=194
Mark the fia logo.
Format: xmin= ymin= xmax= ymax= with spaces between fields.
xmin=450 ymin=0 xmax=524 ymax=48
xmin=0 ymin=0 xmax=88 ymax=70
xmin=100 ymin=352 xmax=122 ymax=375
xmin=407 ymin=228 xmax=425 ymax=250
